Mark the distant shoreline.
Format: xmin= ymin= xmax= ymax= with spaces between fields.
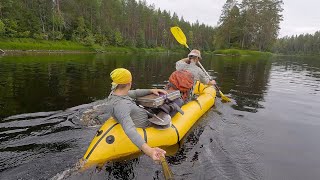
xmin=0 ymin=38 xmax=185 ymax=55
xmin=213 ymin=49 xmax=273 ymax=57
xmin=1 ymin=49 xmax=95 ymax=54
xmin=0 ymin=48 xmax=181 ymax=55
xmin=0 ymin=38 xmax=276 ymax=57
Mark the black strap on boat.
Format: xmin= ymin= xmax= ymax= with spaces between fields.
xmin=171 ymin=124 xmax=180 ymax=143
xmin=85 ymin=123 xmax=119 ymax=160
xmin=198 ymin=81 xmax=201 ymax=92
xmin=142 ymin=128 xmax=148 ymax=143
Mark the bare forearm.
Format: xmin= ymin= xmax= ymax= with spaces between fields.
xmin=121 ymin=118 xmax=145 ymax=148
xmin=141 ymin=143 xmax=153 ymax=156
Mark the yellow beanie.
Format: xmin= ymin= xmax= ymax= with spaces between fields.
xmin=110 ymin=68 xmax=132 ymax=86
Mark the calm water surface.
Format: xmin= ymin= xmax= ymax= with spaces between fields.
xmin=0 ymin=53 xmax=319 ymax=180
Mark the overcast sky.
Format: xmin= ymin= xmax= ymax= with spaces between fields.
xmin=144 ymin=0 xmax=320 ymax=37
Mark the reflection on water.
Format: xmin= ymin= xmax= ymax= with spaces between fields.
xmin=0 ymin=54 xmax=273 ymax=119
xmin=0 ymin=53 xmax=181 ymax=119
xmin=210 ymin=56 xmax=272 ymax=113
xmin=1 ymin=53 xmax=320 ymax=180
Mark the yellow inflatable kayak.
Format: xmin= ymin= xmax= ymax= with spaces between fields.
xmin=81 ymin=82 xmax=216 ymax=168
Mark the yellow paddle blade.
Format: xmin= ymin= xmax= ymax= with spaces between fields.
xmin=160 ymin=156 xmax=174 ymax=180
xmin=219 ymin=90 xmax=231 ymax=102
xmin=170 ymin=26 xmax=189 ymax=49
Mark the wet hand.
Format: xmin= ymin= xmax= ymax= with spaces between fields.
xmin=149 ymin=147 xmax=166 ymax=161
xmin=150 ymin=89 xmax=168 ymax=96
xmin=141 ymin=144 xmax=166 ymax=162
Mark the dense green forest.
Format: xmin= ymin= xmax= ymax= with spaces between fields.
xmin=0 ymin=0 xmax=215 ymax=50
xmin=0 ymin=0 xmax=284 ymax=52
xmin=273 ymin=31 xmax=320 ymax=55
xmin=216 ymin=0 xmax=283 ymax=51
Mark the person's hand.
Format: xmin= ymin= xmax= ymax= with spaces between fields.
xmin=141 ymin=144 xmax=166 ymax=162
xmin=147 ymin=147 xmax=166 ymax=161
xmin=150 ymin=89 xmax=168 ymax=96
xmin=208 ymin=80 xmax=216 ymax=85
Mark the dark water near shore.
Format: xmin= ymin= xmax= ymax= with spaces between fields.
xmin=0 ymin=53 xmax=319 ymax=180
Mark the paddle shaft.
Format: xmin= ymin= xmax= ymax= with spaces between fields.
xmin=197 ymin=61 xmax=223 ymax=93
xmin=160 ymin=156 xmax=174 ymax=180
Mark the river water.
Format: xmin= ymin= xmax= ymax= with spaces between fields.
xmin=0 ymin=53 xmax=319 ymax=180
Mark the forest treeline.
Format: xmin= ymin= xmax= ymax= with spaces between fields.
xmin=273 ymin=31 xmax=320 ymax=55
xmin=0 ymin=0 xmax=288 ymax=52
xmin=0 ymin=0 xmax=215 ymax=50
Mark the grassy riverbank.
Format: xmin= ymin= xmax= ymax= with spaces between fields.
xmin=0 ymin=38 xmax=91 ymax=51
xmin=0 ymin=39 xmax=274 ymax=56
xmin=0 ymin=38 xmax=177 ymax=54
xmin=213 ymin=49 xmax=273 ymax=57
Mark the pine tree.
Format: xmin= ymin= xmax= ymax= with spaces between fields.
xmin=215 ymin=0 xmax=240 ymax=48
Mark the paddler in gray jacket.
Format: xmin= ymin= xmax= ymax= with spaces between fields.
xmin=107 ymin=68 xmax=167 ymax=161
xmin=176 ymin=49 xmax=216 ymax=85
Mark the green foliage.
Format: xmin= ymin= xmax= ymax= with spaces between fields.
xmin=17 ymin=31 xmax=31 ymax=38
xmin=33 ymin=33 xmax=49 ymax=40
xmin=137 ymin=29 xmax=146 ymax=48
xmin=72 ymin=17 xmax=94 ymax=45
xmin=0 ymin=0 xmax=215 ymax=50
xmin=2 ymin=18 xmax=18 ymax=37
xmin=52 ymin=12 xmax=65 ymax=30
xmin=273 ymin=31 xmax=320 ymax=55
xmin=49 ymin=31 xmax=64 ymax=40
xmin=94 ymin=33 xmax=109 ymax=46
xmin=188 ymin=31 xmax=194 ymax=47
xmin=83 ymin=34 xmax=95 ymax=46
xmin=216 ymin=0 xmax=284 ymax=51
xmin=125 ymin=38 xmax=136 ymax=47
xmin=214 ymin=49 xmax=273 ymax=57
xmin=215 ymin=2 xmax=241 ymax=49
xmin=0 ymin=38 xmax=90 ymax=51
xmin=0 ymin=20 xmax=5 ymax=34
xmin=162 ymin=29 xmax=168 ymax=47
xmin=214 ymin=49 xmax=241 ymax=56
xmin=113 ymin=29 xmax=123 ymax=46
xmin=0 ymin=38 xmax=174 ymax=54
xmin=72 ymin=17 xmax=87 ymax=41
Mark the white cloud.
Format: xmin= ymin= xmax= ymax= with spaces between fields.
xmin=279 ymin=0 xmax=320 ymax=37
xmin=144 ymin=0 xmax=225 ymax=27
